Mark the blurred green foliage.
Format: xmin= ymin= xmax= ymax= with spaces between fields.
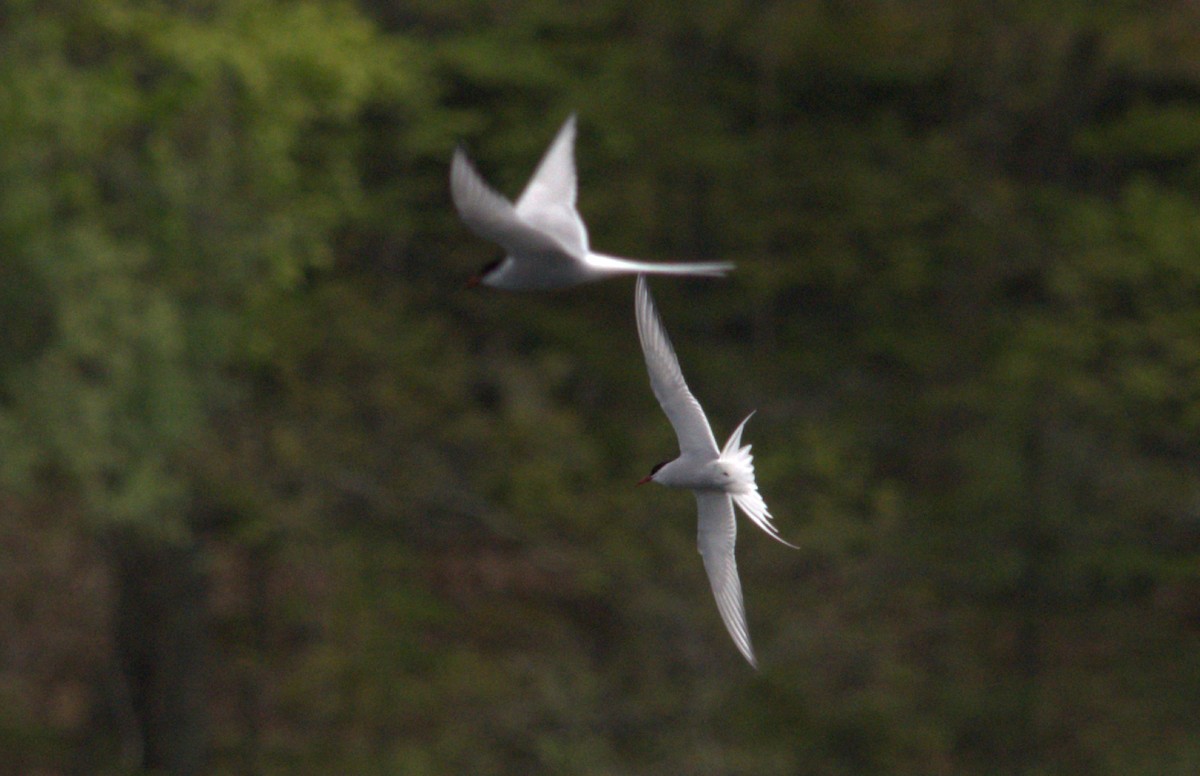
xmin=1 ymin=1 xmax=1199 ymax=774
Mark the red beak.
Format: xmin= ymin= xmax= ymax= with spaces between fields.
xmin=636 ymin=475 xmax=653 ymax=486
xmin=465 ymin=275 xmax=481 ymax=289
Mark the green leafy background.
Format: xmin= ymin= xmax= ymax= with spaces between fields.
xmin=1 ymin=1 xmax=1198 ymax=773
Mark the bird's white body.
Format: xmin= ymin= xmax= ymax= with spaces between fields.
xmin=451 ymin=115 xmax=735 ymax=290
xmin=635 ymin=275 xmax=794 ymax=669
xmin=649 ymin=452 xmax=751 ymax=493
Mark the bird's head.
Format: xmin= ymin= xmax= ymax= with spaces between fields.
xmin=637 ymin=459 xmax=670 ymax=486
xmin=465 ymin=258 xmax=503 ymax=289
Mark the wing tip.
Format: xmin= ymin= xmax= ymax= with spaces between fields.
xmin=731 ymin=618 xmax=759 ymax=670
xmin=634 ymin=273 xmax=655 ymax=334
xmin=450 ymin=143 xmax=470 ymax=169
xmin=632 ymin=261 xmax=736 ymax=279
xmin=557 ymin=112 xmax=578 ymax=144
xmin=449 ymin=146 xmax=475 ymax=193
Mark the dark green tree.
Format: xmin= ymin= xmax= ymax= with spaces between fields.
xmin=0 ymin=1 xmax=425 ymax=770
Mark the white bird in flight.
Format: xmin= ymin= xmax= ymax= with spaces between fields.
xmin=634 ymin=275 xmax=796 ymax=669
xmin=450 ymin=114 xmax=735 ymax=290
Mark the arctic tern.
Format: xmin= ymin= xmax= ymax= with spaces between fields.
xmin=634 ymin=275 xmax=796 ymax=669
xmin=451 ymin=115 xmax=735 ymax=290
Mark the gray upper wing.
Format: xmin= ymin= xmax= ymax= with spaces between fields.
xmin=695 ymin=490 xmax=756 ymax=669
xmin=514 ymin=114 xmax=589 ymax=255
xmin=635 ymin=276 xmax=720 ymax=457
xmin=450 ymin=148 xmax=575 ymax=261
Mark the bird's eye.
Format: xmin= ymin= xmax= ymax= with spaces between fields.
xmin=478 ymin=258 xmax=502 ymax=276
xmin=649 ymin=460 xmax=668 ymax=476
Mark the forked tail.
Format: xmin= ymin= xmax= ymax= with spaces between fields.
xmin=722 ymin=412 xmax=799 ymax=549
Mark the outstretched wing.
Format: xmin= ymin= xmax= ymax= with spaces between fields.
xmin=695 ymin=490 xmax=757 ymax=669
xmin=635 ymin=275 xmax=719 ymax=457
xmin=515 ymin=114 xmax=589 ymax=255
xmin=450 ymin=148 xmax=574 ymax=260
